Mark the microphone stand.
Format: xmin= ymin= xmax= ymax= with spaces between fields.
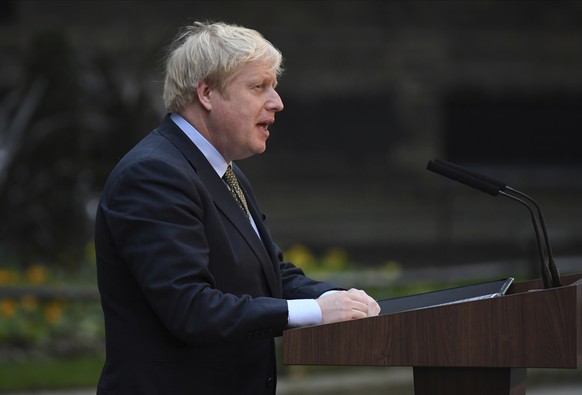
xmin=505 ymin=186 xmax=561 ymax=287
xmin=427 ymin=159 xmax=561 ymax=288
xmin=498 ymin=190 xmax=553 ymax=289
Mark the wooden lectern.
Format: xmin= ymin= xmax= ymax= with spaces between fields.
xmin=283 ymin=273 xmax=582 ymax=395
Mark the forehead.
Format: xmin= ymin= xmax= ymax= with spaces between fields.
xmin=231 ymin=60 xmax=278 ymax=83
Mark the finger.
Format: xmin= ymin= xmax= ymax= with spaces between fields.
xmin=348 ymin=300 xmax=369 ymax=319
xmin=351 ymin=299 xmax=369 ymax=313
xmin=350 ymin=309 xmax=369 ymax=320
xmin=367 ymin=300 xmax=381 ymax=316
xmin=347 ymin=288 xmax=369 ymax=303
xmin=348 ymin=291 xmax=381 ymax=317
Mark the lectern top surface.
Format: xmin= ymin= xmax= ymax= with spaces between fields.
xmin=378 ymin=277 xmax=514 ymax=315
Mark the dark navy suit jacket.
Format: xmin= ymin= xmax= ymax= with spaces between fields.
xmin=95 ymin=115 xmax=337 ymax=394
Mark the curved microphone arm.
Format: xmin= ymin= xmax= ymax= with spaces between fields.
xmin=499 ymin=191 xmax=553 ymax=289
xmin=428 ymin=159 xmax=562 ymax=288
xmin=506 ymin=187 xmax=561 ymax=287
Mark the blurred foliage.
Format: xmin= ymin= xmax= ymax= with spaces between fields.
xmin=0 ymin=27 xmax=161 ymax=270
xmin=0 ymin=243 xmax=104 ymax=360
xmin=285 ymin=244 xmax=352 ymax=273
xmin=0 ymin=292 xmax=103 ymax=353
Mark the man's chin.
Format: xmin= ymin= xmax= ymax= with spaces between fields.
xmin=253 ymin=142 xmax=268 ymax=156
xmin=236 ymin=146 xmax=266 ymax=161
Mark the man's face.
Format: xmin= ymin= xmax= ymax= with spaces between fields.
xmin=207 ymin=61 xmax=284 ymax=162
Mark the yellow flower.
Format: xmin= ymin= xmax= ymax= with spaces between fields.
xmin=321 ymin=248 xmax=349 ymax=271
xmin=44 ymin=300 xmax=65 ymax=325
xmin=0 ymin=268 xmax=19 ymax=285
xmin=0 ymin=298 xmax=17 ymax=318
xmin=285 ymin=244 xmax=317 ymax=271
xmin=26 ymin=264 xmax=47 ymax=285
xmin=382 ymin=260 xmax=402 ymax=280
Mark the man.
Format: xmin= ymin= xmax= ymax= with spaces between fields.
xmin=95 ymin=21 xmax=380 ymax=395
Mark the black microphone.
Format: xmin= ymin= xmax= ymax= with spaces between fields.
xmin=427 ymin=159 xmax=561 ymax=288
xmin=433 ymin=159 xmax=561 ymax=288
xmin=427 ymin=160 xmax=501 ymax=197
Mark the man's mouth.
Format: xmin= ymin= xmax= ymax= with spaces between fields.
xmin=257 ymin=120 xmax=273 ymax=131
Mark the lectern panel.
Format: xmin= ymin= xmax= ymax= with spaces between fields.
xmin=283 ymin=274 xmax=582 ymax=369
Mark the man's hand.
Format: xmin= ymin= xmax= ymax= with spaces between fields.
xmin=316 ymin=288 xmax=381 ymax=324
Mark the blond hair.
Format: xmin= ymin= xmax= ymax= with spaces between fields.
xmin=163 ymin=21 xmax=284 ymax=112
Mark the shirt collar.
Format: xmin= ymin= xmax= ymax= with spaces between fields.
xmin=170 ymin=112 xmax=229 ymax=177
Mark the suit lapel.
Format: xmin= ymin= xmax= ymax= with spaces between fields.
xmin=234 ymin=166 xmax=283 ymax=297
xmin=156 ymin=117 xmax=280 ymax=296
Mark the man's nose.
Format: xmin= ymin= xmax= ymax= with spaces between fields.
xmin=267 ymin=90 xmax=284 ymax=112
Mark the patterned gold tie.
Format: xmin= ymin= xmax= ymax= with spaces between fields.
xmin=223 ymin=165 xmax=250 ymax=218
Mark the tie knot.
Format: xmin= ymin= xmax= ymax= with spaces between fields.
xmin=223 ymin=165 xmax=238 ymax=186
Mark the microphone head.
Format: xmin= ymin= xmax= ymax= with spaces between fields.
xmin=427 ymin=160 xmax=501 ymax=196
xmin=434 ymin=159 xmax=507 ymax=191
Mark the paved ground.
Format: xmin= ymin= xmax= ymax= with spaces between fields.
xmin=5 ymin=367 xmax=580 ymax=395
xmin=5 ymin=385 xmax=581 ymax=395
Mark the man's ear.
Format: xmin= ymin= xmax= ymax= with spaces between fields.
xmin=196 ymin=82 xmax=213 ymax=111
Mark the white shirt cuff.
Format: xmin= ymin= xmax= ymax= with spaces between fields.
xmin=287 ymin=299 xmax=322 ymax=327
xmin=286 ymin=290 xmax=341 ymax=327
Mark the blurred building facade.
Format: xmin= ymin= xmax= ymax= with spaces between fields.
xmin=0 ymin=1 xmax=581 ymax=274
